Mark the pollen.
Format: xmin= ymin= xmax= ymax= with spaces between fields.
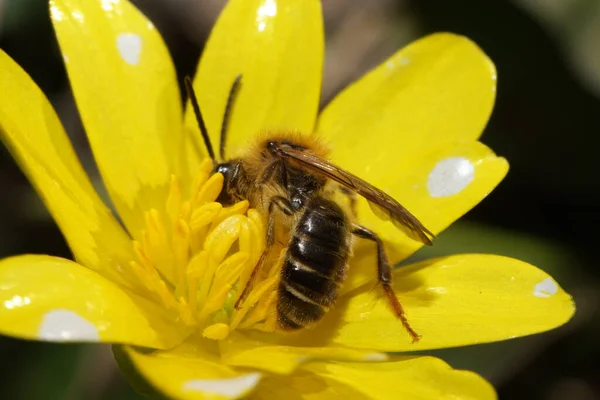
xmin=127 ymin=159 xmax=278 ymax=339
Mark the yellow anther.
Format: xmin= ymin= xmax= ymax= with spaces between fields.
xmin=238 ymin=217 xmax=264 ymax=292
xmin=186 ymin=251 xmax=209 ymax=279
xmin=130 ymin=260 xmax=155 ymax=290
xmin=195 ymin=173 xmax=224 ymax=206
xmin=204 ymin=215 xmax=244 ymax=264
xmin=203 ymin=323 xmax=229 ymax=340
xmin=214 ymin=252 xmax=249 ymax=286
xmin=132 ymin=241 xmax=151 ymax=269
xmin=189 ymin=159 xmax=212 ymax=203
xmin=156 ymin=279 xmax=178 ymax=310
xmin=230 ymin=274 xmax=279 ymax=331
xmin=198 ymin=252 xmax=248 ymax=322
xmin=173 ymin=219 xmax=191 ymax=293
xmin=186 ymin=251 xmax=208 ymax=313
xmin=190 ymin=202 xmax=222 ymax=233
xmin=166 ymin=175 xmax=182 ymax=225
xmin=196 ymin=259 xmax=220 ymax=312
xmin=180 ymin=201 xmax=191 ymax=222
xmin=176 ymin=297 xmax=196 ymax=326
xmin=211 ymin=201 xmax=249 ymax=231
xmin=199 ymin=157 xmax=213 ymax=174
xmin=241 ymin=287 xmax=278 ymax=330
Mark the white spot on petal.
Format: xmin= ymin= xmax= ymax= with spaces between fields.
xmin=117 ymin=33 xmax=142 ymax=65
xmin=427 ymin=157 xmax=475 ymax=197
xmin=363 ymin=353 xmax=388 ymax=361
xmin=533 ymin=278 xmax=558 ymax=298
xmin=183 ymin=373 xmax=261 ymax=398
xmin=39 ymin=310 xmax=99 ymax=341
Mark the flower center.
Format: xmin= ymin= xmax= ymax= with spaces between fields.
xmin=127 ymin=159 xmax=278 ymax=340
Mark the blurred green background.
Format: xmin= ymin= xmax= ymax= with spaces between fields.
xmin=1 ymin=0 xmax=599 ymax=399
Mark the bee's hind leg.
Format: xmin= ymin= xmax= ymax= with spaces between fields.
xmin=351 ymin=225 xmax=421 ymax=343
xmin=234 ymin=196 xmax=295 ymax=309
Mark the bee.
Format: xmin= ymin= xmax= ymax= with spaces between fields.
xmin=184 ymin=76 xmax=434 ymax=342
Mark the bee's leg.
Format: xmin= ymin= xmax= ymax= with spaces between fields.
xmin=351 ymin=225 xmax=421 ymax=343
xmin=339 ymin=186 xmax=358 ymax=218
xmin=258 ymin=160 xmax=280 ymax=186
xmin=234 ymin=196 xmax=295 ymax=309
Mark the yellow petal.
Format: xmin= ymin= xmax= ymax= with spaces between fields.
xmin=0 ymin=50 xmax=135 ymax=287
xmin=187 ymin=0 xmax=323 ymax=157
xmin=219 ymin=331 xmax=388 ymax=375
xmin=343 ymin=141 xmax=508 ymax=293
xmin=254 ymin=357 xmax=496 ymax=400
xmin=51 ymin=0 xmax=192 ymax=239
xmin=317 ymin=33 xmax=496 ymax=168
xmin=0 ymin=255 xmax=188 ymax=349
xmin=124 ymin=340 xmax=261 ymax=400
xmin=298 ymin=254 xmax=574 ymax=352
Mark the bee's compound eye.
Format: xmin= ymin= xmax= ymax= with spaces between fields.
xmin=215 ymin=163 xmax=232 ymax=178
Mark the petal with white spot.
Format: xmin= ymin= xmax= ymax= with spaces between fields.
xmin=0 ymin=255 xmax=188 ymax=348
xmin=124 ymin=342 xmax=262 ymax=400
xmin=116 ymin=33 xmax=142 ymax=65
xmin=51 ymin=0 xmax=191 ymax=244
xmin=341 ymin=141 xmax=508 ymax=293
xmin=533 ymin=278 xmax=558 ymax=298
xmin=39 ymin=310 xmax=99 ymax=341
xmin=184 ymin=373 xmax=261 ymax=398
xmin=427 ymin=157 xmax=475 ymax=197
xmin=307 ymin=254 xmax=575 ymax=352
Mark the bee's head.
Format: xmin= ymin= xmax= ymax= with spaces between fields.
xmin=213 ymin=160 xmax=240 ymax=206
xmin=214 ymin=161 xmax=234 ymax=178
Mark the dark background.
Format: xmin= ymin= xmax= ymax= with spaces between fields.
xmin=0 ymin=0 xmax=599 ymax=398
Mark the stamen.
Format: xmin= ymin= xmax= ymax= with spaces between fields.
xmin=166 ymin=175 xmax=182 ymax=224
xmin=203 ymin=323 xmax=229 ymax=340
xmin=204 ymin=215 xmax=244 ymax=263
xmin=173 ymin=219 xmax=191 ymax=296
xmin=198 ymin=252 xmax=248 ymax=323
xmin=126 ymin=160 xmax=280 ymax=340
xmin=210 ymin=200 xmax=249 ymax=232
xmin=190 ymin=203 xmax=222 ymax=233
xmin=195 ymin=173 xmax=224 ymax=207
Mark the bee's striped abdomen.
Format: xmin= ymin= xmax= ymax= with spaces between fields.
xmin=277 ymin=197 xmax=350 ymax=330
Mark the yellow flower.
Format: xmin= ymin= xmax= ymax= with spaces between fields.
xmin=0 ymin=0 xmax=574 ymax=399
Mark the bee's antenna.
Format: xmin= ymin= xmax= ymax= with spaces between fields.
xmin=184 ymin=76 xmax=215 ymax=162
xmin=220 ymin=74 xmax=242 ymax=160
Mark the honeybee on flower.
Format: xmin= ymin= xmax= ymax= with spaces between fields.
xmin=0 ymin=0 xmax=574 ymax=399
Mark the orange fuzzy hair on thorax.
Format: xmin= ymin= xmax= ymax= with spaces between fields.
xmin=239 ymin=131 xmax=330 ymax=176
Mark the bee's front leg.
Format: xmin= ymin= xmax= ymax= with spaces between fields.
xmin=234 ymin=196 xmax=296 ymax=309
